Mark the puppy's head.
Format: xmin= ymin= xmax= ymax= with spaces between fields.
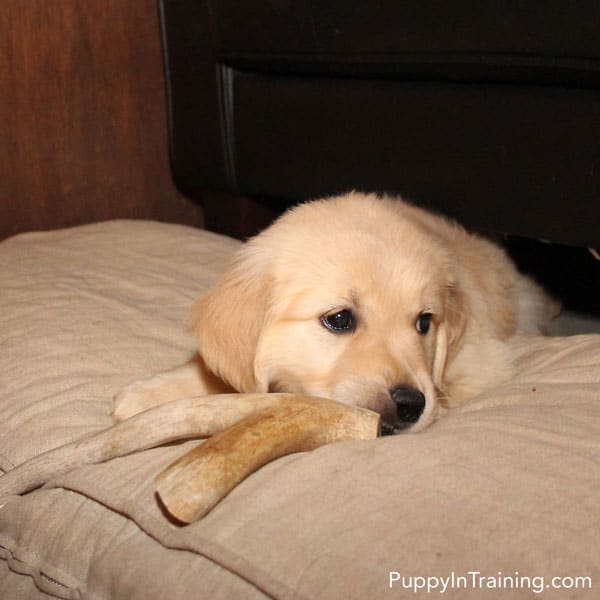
xmin=194 ymin=193 xmax=465 ymax=432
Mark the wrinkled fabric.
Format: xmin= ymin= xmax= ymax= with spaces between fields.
xmin=1 ymin=220 xmax=599 ymax=599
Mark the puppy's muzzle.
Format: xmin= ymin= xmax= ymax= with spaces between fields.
xmin=390 ymin=385 xmax=426 ymax=425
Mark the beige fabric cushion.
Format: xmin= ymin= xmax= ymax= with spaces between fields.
xmin=1 ymin=220 xmax=599 ymax=599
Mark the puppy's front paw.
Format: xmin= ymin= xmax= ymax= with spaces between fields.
xmin=112 ymin=376 xmax=170 ymax=421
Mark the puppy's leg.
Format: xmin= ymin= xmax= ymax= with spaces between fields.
xmin=112 ymin=356 xmax=231 ymax=421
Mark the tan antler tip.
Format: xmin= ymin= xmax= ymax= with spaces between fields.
xmin=155 ymin=396 xmax=379 ymax=523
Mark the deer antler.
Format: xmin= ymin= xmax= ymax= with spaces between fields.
xmin=0 ymin=394 xmax=380 ymax=513
xmin=155 ymin=396 xmax=380 ymax=523
xmin=0 ymin=394 xmax=299 ymax=496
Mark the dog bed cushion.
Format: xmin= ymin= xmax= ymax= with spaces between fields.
xmin=1 ymin=220 xmax=599 ymax=599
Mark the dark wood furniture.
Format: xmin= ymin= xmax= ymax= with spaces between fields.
xmin=161 ymin=1 xmax=600 ymax=248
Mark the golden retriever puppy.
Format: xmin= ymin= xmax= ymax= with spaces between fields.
xmin=113 ymin=192 xmax=558 ymax=432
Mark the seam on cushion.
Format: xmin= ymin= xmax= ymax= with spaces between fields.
xmin=50 ymin=484 xmax=310 ymax=600
xmin=0 ymin=535 xmax=82 ymax=600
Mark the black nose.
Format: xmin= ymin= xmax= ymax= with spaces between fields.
xmin=390 ymin=385 xmax=426 ymax=423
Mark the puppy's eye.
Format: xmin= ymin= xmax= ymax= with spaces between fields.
xmin=321 ymin=309 xmax=355 ymax=333
xmin=416 ymin=312 xmax=432 ymax=335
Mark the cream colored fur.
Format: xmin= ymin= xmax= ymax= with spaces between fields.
xmin=113 ymin=192 xmax=559 ymax=431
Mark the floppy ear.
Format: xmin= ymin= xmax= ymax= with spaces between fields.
xmin=192 ymin=247 xmax=271 ymax=393
xmin=433 ymin=280 xmax=467 ymax=389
